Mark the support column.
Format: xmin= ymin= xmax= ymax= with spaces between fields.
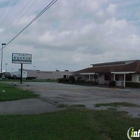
xmin=114 ymin=74 xmax=115 ymax=81
xmin=124 ymin=74 xmax=126 ymax=88
xmin=89 ymin=75 xmax=91 ymax=80
xmin=95 ymin=73 xmax=97 ymax=82
xmin=20 ymin=63 xmax=23 ymax=84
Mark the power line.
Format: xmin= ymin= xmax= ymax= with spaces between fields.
xmin=5 ymin=0 xmax=38 ymax=30
xmin=15 ymin=0 xmax=38 ymax=26
xmin=0 ymin=0 xmax=20 ymax=28
xmin=1 ymin=0 xmax=58 ymax=50
xmin=0 ymin=0 xmax=11 ymax=20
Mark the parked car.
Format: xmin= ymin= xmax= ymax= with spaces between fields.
xmin=2 ymin=72 xmax=11 ymax=79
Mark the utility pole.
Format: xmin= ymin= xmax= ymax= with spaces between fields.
xmin=1 ymin=43 xmax=6 ymax=73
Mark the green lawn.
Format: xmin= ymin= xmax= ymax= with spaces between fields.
xmin=0 ymin=79 xmax=57 ymax=82
xmin=95 ymin=102 xmax=139 ymax=107
xmin=0 ymin=83 xmax=38 ymax=101
xmin=0 ymin=108 xmax=139 ymax=140
xmin=0 ymin=82 xmax=139 ymax=140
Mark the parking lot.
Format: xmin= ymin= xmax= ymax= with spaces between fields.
xmin=17 ymin=82 xmax=140 ymax=117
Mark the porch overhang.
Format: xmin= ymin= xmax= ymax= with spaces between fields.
xmin=111 ymin=71 xmax=136 ymax=88
xmin=111 ymin=71 xmax=136 ymax=74
xmin=97 ymin=72 xmax=110 ymax=74
xmin=79 ymin=73 xmax=95 ymax=75
xmin=79 ymin=73 xmax=95 ymax=81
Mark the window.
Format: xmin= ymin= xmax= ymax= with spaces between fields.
xmin=104 ymin=74 xmax=110 ymax=80
xmin=126 ymin=74 xmax=132 ymax=81
xmin=94 ymin=75 xmax=98 ymax=79
xmin=115 ymin=74 xmax=119 ymax=81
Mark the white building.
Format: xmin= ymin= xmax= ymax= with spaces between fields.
xmin=75 ymin=60 xmax=140 ymax=87
xmin=19 ymin=69 xmax=73 ymax=80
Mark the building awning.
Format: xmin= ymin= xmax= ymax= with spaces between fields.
xmin=80 ymin=73 xmax=95 ymax=75
xmin=97 ymin=72 xmax=110 ymax=74
xmin=111 ymin=71 xmax=136 ymax=74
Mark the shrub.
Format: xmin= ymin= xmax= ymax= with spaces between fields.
xmin=86 ymin=81 xmax=98 ymax=85
xmin=83 ymin=81 xmax=98 ymax=86
xmin=109 ymin=81 xmax=116 ymax=87
xmin=77 ymin=76 xmax=82 ymax=81
xmin=58 ymin=77 xmax=98 ymax=86
xmin=57 ymin=78 xmax=63 ymax=83
xmin=58 ymin=78 xmax=69 ymax=83
xmin=76 ymin=80 xmax=98 ymax=86
xmin=26 ymin=77 xmax=36 ymax=80
xmin=0 ymin=73 xmax=3 ymax=78
xmin=69 ymin=76 xmax=75 ymax=84
xmin=76 ymin=79 xmax=86 ymax=84
xmin=125 ymin=82 xmax=140 ymax=88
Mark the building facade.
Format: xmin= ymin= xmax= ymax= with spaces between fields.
xmin=18 ymin=69 xmax=73 ymax=80
xmin=75 ymin=60 xmax=140 ymax=87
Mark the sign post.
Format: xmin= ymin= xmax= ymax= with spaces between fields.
xmin=12 ymin=53 xmax=32 ymax=84
xmin=20 ymin=63 xmax=23 ymax=84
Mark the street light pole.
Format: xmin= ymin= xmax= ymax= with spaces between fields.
xmin=5 ymin=63 xmax=8 ymax=72
xmin=1 ymin=43 xmax=6 ymax=73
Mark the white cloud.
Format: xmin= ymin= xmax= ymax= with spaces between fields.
xmin=16 ymin=15 xmax=36 ymax=26
xmin=39 ymin=32 xmax=55 ymax=43
xmin=107 ymin=4 xmax=116 ymax=16
xmin=0 ymin=28 xmax=4 ymax=33
xmin=0 ymin=0 xmax=140 ymax=71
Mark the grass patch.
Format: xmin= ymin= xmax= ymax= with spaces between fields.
xmin=71 ymin=104 xmax=86 ymax=108
xmin=57 ymin=104 xmax=69 ymax=108
xmin=0 ymin=83 xmax=38 ymax=101
xmin=107 ymin=107 xmax=117 ymax=111
xmin=95 ymin=102 xmax=139 ymax=107
xmin=0 ymin=109 xmax=139 ymax=140
xmin=0 ymin=79 xmax=57 ymax=82
xmin=57 ymin=104 xmax=86 ymax=108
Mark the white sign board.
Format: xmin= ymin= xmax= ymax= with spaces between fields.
xmin=12 ymin=53 xmax=32 ymax=64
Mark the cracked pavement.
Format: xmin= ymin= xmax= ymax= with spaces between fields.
xmin=0 ymin=82 xmax=139 ymax=117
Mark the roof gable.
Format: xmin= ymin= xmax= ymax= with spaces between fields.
xmin=91 ymin=60 xmax=138 ymax=67
xmin=75 ymin=60 xmax=140 ymax=74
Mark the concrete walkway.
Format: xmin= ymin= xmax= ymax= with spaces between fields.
xmin=0 ymin=98 xmax=62 ymax=115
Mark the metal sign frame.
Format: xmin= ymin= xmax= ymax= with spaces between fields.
xmin=12 ymin=53 xmax=32 ymax=64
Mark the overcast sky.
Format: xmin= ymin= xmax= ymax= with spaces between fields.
xmin=0 ymin=0 xmax=140 ymax=72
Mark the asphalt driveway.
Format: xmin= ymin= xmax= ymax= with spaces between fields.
xmin=0 ymin=82 xmax=140 ymax=117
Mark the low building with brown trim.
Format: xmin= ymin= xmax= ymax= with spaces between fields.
xmin=75 ymin=60 xmax=140 ymax=87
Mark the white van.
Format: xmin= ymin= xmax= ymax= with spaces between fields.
xmin=10 ymin=71 xmax=27 ymax=79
